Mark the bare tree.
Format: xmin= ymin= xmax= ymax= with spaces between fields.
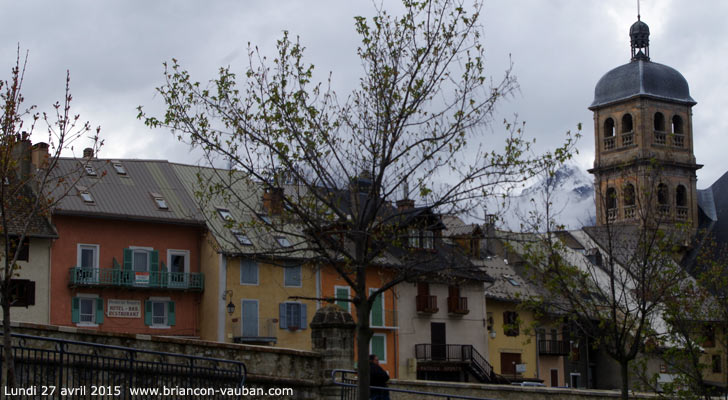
xmin=0 ymin=49 xmax=102 ymax=387
xmin=139 ymin=1 xmax=576 ymax=397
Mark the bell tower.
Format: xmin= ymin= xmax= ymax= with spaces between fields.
xmin=588 ymin=16 xmax=701 ymax=232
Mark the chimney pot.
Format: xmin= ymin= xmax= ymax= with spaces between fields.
xmin=262 ymin=187 xmax=284 ymax=215
xmin=31 ymin=142 xmax=50 ymax=169
xmin=83 ymin=148 xmax=94 ymax=158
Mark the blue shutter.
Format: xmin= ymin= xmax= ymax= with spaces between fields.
xmin=279 ymin=303 xmax=288 ymax=329
xmin=144 ymin=300 xmax=152 ymax=326
xmin=96 ymin=298 xmax=104 ymax=324
xmin=300 ymin=304 xmax=307 ymax=330
xmin=167 ymin=301 xmax=175 ymax=326
xmin=71 ymin=297 xmax=80 ymax=323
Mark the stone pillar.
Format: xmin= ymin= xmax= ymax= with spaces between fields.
xmin=311 ymin=304 xmax=356 ymax=400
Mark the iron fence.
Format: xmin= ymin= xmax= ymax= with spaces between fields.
xmin=1 ymin=333 xmax=245 ymax=399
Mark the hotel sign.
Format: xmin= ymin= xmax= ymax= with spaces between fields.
xmin=107 ymin=299 xmax=141 ymax=318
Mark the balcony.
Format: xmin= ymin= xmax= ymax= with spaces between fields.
xmin=603 ymin=137 xmax=615 ymax=150
xmin=606 ymin=208 xmax=617 ymax=222
xmin=658 ymin=205 xmax=670 ymax=218
xmin=447 ymin=296 xmax=469 ymax=315
xmin=676 ymin=206 xmax=688 ymax=221
xmin=672 ymin=134 xmax=685 ymax=147
xmin=68 ymin=267 xmax=204 ymax=291
xmin=538 ymin=340 xmax=569 ymax=356
xmin=654 ymin=130 xmax=666 ymax=145
xmin=621 ymin=132 xmax=633 ymax=147
xmin=416 ymin=295 xmax=438 ymax=314
xmin=624 ymin=205 xmax=636 ymax=220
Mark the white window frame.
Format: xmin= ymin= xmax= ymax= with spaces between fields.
xmin=283 ymin=264 xmax=302 ymax=288
xmin=149 ymin=296 xmax=171 ymax=329
xmin=76 ymin=244 xmax=99 ymax=283
xmin=241 ymin=299 xmax=259 ymax=337
xmin=276 ymin=236 xmax=292 ymax=247
xmin=231 ymin=230 xmax=253 ymax=246
xmin=130 ymin=246 xmax=153 ymax=272
xmin=370 ymin=333 xmax=387 ymax=364
xmin=217 ymin=208 xmax=233 ymax=221
xmin=334 ymin=285 xmax=350 ymax=312
xmin=284 ymin=301 xmax=304 ymax=329
xmin=239 ymin=259 xmax=259 ymax=285
xmin=167 ymin=249 xmax=190 ymax=287
xmin=80 ymin=191 xmax=94 ymax=203
xmin=112 ymin=161 xmax=126 ymax=175
xmin=76 ymin=293 xmax=99 ymax=327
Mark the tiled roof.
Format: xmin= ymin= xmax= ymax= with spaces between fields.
xmin=4 ymin=183 xmax=57 ymax=238
xmin=50 ymin=158 xmax=204 ymax=226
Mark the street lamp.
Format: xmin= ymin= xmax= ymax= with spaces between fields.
xmin=222 ymin=290 xmax=235 ymax=315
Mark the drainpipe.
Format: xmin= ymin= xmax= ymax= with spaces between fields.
xmin=535 ymin=330 xmax=540 ymax=381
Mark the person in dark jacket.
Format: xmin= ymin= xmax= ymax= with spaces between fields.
xmin=369 ymin=354 xmax=390 ymax=400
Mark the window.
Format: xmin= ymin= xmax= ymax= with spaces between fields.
xmin=84 ymin=165 xmax=97 ymax=176
xmin=503 ymin=311 xmax=519 ymax=336
xmin=370 ymin=288 xmax=384 ymax=327
xmin=422 ymin=230 xmax=434 ymax=249
xmin=77 ymin=244 xmax=99 ymax=283
xmin=621 ymin=114 xmax=633 ymax=133
xmin=279 ymin=302 xmax=307 ymax=330
xmin=657 ymin=183 xmax=669 ymax=205
xmin=676 ymin=185 xmax=687 ymax=207
xmin=570 ymin=373 xmax=581 ymax=388
xmin=71 ymin=296 xmax=103 ymax=326
xmin=504 ymin=274 xmax=520 ymax=286
xmin=80 ymin=191 xmax=94 ymax=203
xmin=276 ymin=236 xmax=292 ymax=247
xmin=240 ymin=259 xmax=259 ymax=285
xmin=167 ymin=250 xmax=189 ymax=286
xmin=241 ymin=299 xmax=259 ymax=337
xmin=133 ymin=249 xmax=150 ymax=272
xmin=703 ymin=324 xmax=716 ymax=348
xmin=284 ymin=263 xmax=302 ymax=287
xmin=8 ymin=279 xmax=35 ymax=307
xmin=112 ymin=162 xmax=126 ymax=175
xmin=672 ymin=115 xmax=684 ymax=134
xmin=145 ymin=299 xmax=175 ymax=328
xmin=713 ymin=355 xmax=722 ymax=374
xmin=370 ymin=334 xmax=387 ymax=364
xmin=623 ymin=183 xmax=635 ymax=206
xmin=654 ymin=112 xmax=665 ymax=131
xmin=604 ymin=118 xmax=615 ymax=137
xmin=152 ymin=194 xmax=168 ymax=209
xmin=232 ymin=230 xmax=253 ymax=246
xmin=335 ymin=286 xmax=350 ymax=312
xmin=217 ymin=208 xmax=233 ymax=221
xmin=408 ymin=229 xmax=420 ymax=248
xmin=606 ymin=187 xmax=617 ymax=210
xmin=258 ymin=214 xmax=272 ymax=225
xmin=9 ymin=236 xmax=29 ymax=262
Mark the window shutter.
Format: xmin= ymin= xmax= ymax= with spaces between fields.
xmin=96 ymin=298 xmax=104 ymax=324
xmin=123 ymin=248 xmax=132 ymax=270
xmin=144 ymin=300 xmax=152 ymax=326
xmin=242 ymin=300 xmax=258 ymax=337
xmin=279 ymin=303 xmax=288 ymax=329
xmin=371 ymin=335 xmax=385 ymax=361
xmin=167 ymin=301 xmax=176 ymax=326
xmin=160 ymin=262 xmax=168 ymax=288
xmin=371 ymin=290 xmax=383 ymax=327
xmin=300 ymin=304 xmax=307 ymax=330
xmin=112 ymin=257 xmax=121 ymax=285
xmin=336 ymin=287 xmax=349 ymax=311
xmin=71 ymin=297 xmax=80 ymax=323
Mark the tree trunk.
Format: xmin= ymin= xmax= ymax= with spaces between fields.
xmin=619 ymin=359 xmax=629 ymax=400
xmin=356 ymin=296 xmax=373 ymax=400
xmin=2 ymin=296 xmax=16 ymax=388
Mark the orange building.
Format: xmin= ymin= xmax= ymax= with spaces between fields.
xmin=47 ymin=154 xmax=206 ymax=336
xmin=320 ymin=264 xmax=399 ymax=378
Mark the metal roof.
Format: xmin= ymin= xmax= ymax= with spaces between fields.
xmin=50 ymin=158 xmax=205 ymax=225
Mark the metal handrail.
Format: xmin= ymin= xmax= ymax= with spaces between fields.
xmin=68 ymin=267 xmax=204 ymax=290
xmin=332 ymin=369 xmax=500 ymax=400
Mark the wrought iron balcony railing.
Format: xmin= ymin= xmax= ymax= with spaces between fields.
xmin=447 ymin=296 xmax=469 ymax=315
xmin=68 ymin=267 xmax=204 ymax=291
xmin=538 ymin=339 xmax=570 ymax=355
xmin=416 ymin=295 xmax=438 ymax=313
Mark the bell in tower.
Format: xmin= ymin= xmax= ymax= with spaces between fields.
xmin=588 ymin=16 xmax=701 ymax=233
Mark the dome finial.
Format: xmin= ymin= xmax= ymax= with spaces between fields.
xmin=630 ymin=11 xmax=650 ymax=61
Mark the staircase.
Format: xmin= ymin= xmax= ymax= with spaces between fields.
xmin=414 ymin=344 xmax=509 ymax=384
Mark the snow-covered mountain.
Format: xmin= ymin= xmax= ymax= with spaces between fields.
xmin=494 ymin=164 xmax=596 ymax=230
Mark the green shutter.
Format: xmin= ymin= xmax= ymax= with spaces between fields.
xmin=371 ymin=289 xmax=383 ymax=327
xmin=371 ymin=335 xmax=385 ymax=362
xmin=71 ymin=297 xmax=80 ymax=323
xmin=123 ymin=248 xmax=132 ymax=270
xmin=336 ymin=287 xmax=349 ymax=311
xmin=112 ymin=257 xmax=121 ymax=285
xmin=160 ymin=262 xmax=168 ymax=288
xmin=96 ymin=298 xmax=104 ymax=324
xmin=150 ymin=250 xmax=159 ymax=286
xmin=123 ymin=248 xmax=132 ymax=286
xmin=144 ymin=300 xmax=152 ymax=326
xmin=167 ymin=301 xmax=176 ymax=326
xmin=300 ymin=304 xmax=307 ymax=330
xmin=279 ymin=303 xmax=288 ymax=329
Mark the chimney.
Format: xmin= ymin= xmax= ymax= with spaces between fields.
xmin=262 ymin=187 xmax=284 ymax=215
xmin=83 ymin=147 xmax=94 ymax=158
xmin=483 ymin=211 xmax=496 ymax=254
xmin=396 ymin=180 xmax=414 ymax=211
xmin=11 ymin=138 xmax=32 ymax=181
xmin=31 ymin=142 xmax=50 ymax=169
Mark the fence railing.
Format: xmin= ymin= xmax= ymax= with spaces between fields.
xmin=1 ymin=333 xmax=245 ymax=399
xmin=69 ymin=267 xmax=204 ymax=291
xmin=332 ymin=369 xmax=499 ymax=400
xmin=538 ymin=339 xmax=570 ymax=355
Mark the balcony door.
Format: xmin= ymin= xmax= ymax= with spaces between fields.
xmin=431 ymin=322 xmax=446 ymax=360
xmin=77 ymin=244 xmax=99 ymax=283
xmin=167 ymin=250 xmax=189 ymax=288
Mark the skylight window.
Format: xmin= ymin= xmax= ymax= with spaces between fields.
xmin=232 ymin=230 xmax=253 ymax=246
xmin=80 ymin=191 xmax=94 ymax=203
xmin=112 ymin=162 xmax=126 ymax=175
xmin=84 ymin=165 xmax=97 ymax=176
xmin=150 ymin=192 xmax=168 ymax=210
xmin=503 ymin=274 xmax=520 ymax=287
xmin=276 ymin=236 xmax=292 ymax=247
xmin=258 ymin=214 xmax=272 ymax=225
xmin=217 ymin=208 xmax=233 ymax=221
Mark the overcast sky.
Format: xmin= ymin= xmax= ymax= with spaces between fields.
xmin=2 ymin=0 xmax=726 ymax=189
